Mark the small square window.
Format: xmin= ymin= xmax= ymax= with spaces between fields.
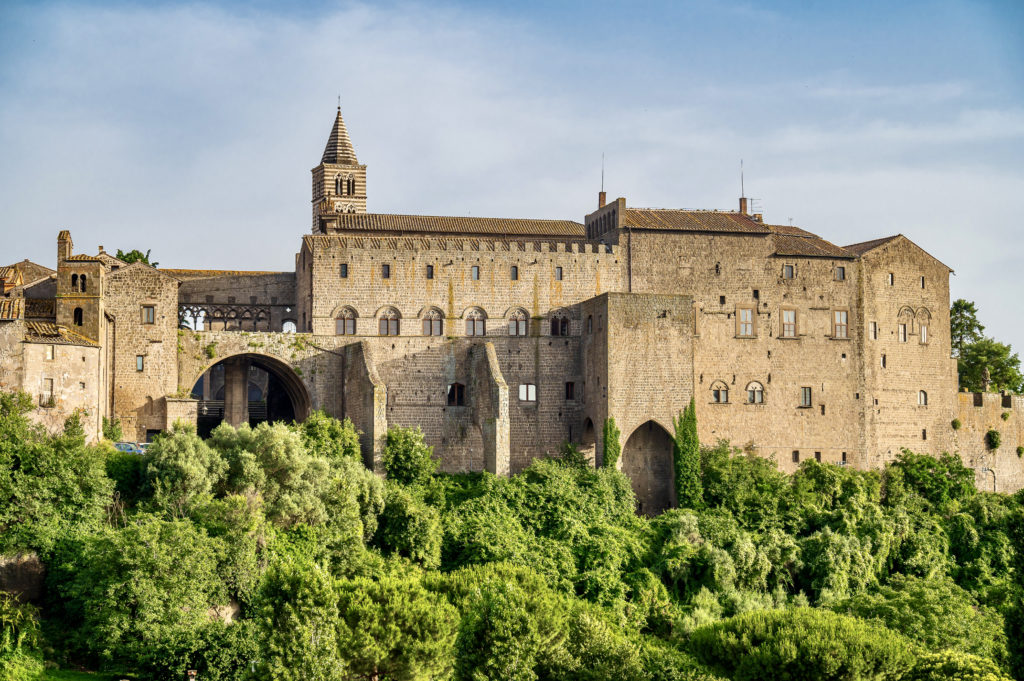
xmin=142 ymin=305 xmax=155 ymax=325
xmin=800 ymin=386 xmax=812 ymax=407
xmin=518 ymin=384 xmax=537 ymax=401
xmin=381 ymin=264 xmax=390 ymax=279
xmin=511 ymin=265 xmax=518 ymax=281
xmin=792 ymin=451 xmax=800 ymax=463
xmin=719 ymin=295 xmax=726 ymax=305
xmin=340 ymin=263 xmax=348 ymax=278
xmin=471 ymin=266 xmax=480 ymax=280
xmin=835 ymin=266 xmax=845 ymax=281
xmin=555 ymin=266 xmax=563 ymax=281
xmin=565 ymin=382 xmax=575 ymax=400
xmin=426 ymin=265 xmax=434 ymax=279
xmin=783 ymin=264 xmax=795 ymax=279
xmin=136 ymin=355 xmax=145 ymax=372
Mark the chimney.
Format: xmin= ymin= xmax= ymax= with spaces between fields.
xmin=739 ymin=197 xmax=749 ymax=215
xmin=598 ymin=191 xmax=607 ymax=209
xmin=57 ymin=230 xmax=72 ymax=262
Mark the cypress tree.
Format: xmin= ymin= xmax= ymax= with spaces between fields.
xmin=602 ymin=417 xmax=621 ymax=469
xmin=673 ymin=397 xmax=702 ymax=508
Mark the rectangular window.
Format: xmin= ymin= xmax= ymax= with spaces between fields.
xmin=841 ymin=451 xmax=847 ymax=465
xmin=565 ymin=382 xmax=575 ymax=400
xmin=508 ymin=319 xmax=526 ymax=336
xmin=510 ymin=265 xmax=518 ymax=281
xmin=782 ymin=309 xmax=796 ymax=338
xmin=815 ymin=451 xmax=822 ymax=462
xmin=792 ymin=451 xmax=800 ymax=463
xmin=466 ymin=319 xmax=485 ymax=336
xmin=40 ymin=378 xmax=54 ymax=407
xmin=337 ymin=318 xmax=356 ymax=335
xmin=835 ymin=266 xmax=845 ymax=281
xmin=518 ymin=384 xmax=537 ymax=402
xmin=426 ymin=265 xmax=434 ymax=279
xmin=142 ymin=305 xmax=155 ymax=325
xmin=45 ymin=345 xmax=54 ymax=360
xmin=920 ymin=325 xmax=928 ymax=344
xmin=783 ymin=264 xmax=795 ymax=279
xmin=381 ymin=264 xmax=390 ymax=279
xmin=920 ymin=276 xmax=925 ymax=289
xmin=379 ymin=318 xmax=400 ymax=336
xmin=800 ymin=386 xmax=812 ymax=407
xmin=136 ymin=355 xmax=145 ymax=372
xmin=340 ymin=263 xmax=348 ymax=278
xmin=869 ymin=322 xmax=878 ymax=340
xmin=423 ymin=319 xmax=443 ymax=336
xmin=898 ymin=323 xmax=907 ymax=342
xmin=471 ymin=265 xmax=480 ymax=280
xmin=447 ymin=383 xmax=465 ymax=406
xmin=737 ymin=308 xmax=754 ymax=337
xmin=833 ymin=310 xmax=848 ymax=338
xmin=888 ymin=272 xmax=894 ymax=286
xmin=555 ymin=266 xmax=563 ymax=281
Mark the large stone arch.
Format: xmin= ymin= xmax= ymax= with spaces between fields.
xmin=621 ymin=420 xmax=676 ymax=516
xmin=189 ymin=352 xmax=312 ymax=436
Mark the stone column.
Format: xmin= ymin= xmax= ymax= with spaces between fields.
xmin=224 ymin=358 xmax=249 ymax=427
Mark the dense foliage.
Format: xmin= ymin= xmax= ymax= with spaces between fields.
xmin=951 ymin=298 xmax=1023 ymax=393
xmin=1 ymin=391 xmax=1023 ymax=680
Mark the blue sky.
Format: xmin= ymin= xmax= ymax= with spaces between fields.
xmin=0 ymin=0 xmax=1021 ymax=347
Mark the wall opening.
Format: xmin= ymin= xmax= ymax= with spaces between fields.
xmin=621 ymin=420 xmax=676 ymax=516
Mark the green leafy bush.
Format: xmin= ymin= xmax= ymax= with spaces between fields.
xmin=689 ymin=607 xmax=916 ymax=681
xmin=673 ymin=398 xmax=702 ymax=509
xmin=0 ymin=593 xmax=44 ymax=681
xmin=986 ymin=429 xmax=1002 ymax=450
xmin=383 ymin=426 xmax=438 ymax=486
xmin=374 ymin=482 xmax=442 ymax=568
xmin=101 ymin=416 xmax=123 ymax=442
xmin=952 ymin=418 xmax=962 ymax=430
xmin=906 ymin=651 xmax=1011 ymax=681
xmin=602 ymin=417 xmax=621 ymax=469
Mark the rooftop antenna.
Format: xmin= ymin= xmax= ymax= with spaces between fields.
xmin=740 ymin=159 xmax=745 ymax=198
xmin=337 ymin=94 xmax=341 ymax=110
xmin=601 ymin=152 xmax=605 ymax=192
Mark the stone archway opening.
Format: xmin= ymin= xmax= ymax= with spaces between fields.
xmin=191 ymin=353 xmax=312 ymax=438
xmin=621 ymin=420 xmax=676 ymax=517
xmin=580 ymin=418 xmax=596 ymax=466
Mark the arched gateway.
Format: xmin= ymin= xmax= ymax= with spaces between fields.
xmin=190 ymin=353 xmax=312 ymax=437
xmin=621 ymin=420 xmax=676 ymax=516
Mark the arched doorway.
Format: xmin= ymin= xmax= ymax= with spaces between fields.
xmin=191 ymin=353 xmax=312 ymax=437
xmin=621 ymin=420 xmax=676 ymax=516
xmin=580 ymin=418 xmax=596 ymax=466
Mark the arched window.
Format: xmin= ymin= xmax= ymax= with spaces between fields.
xmin=336 ymin=307 xmax=357 ymax=335
xmin=422 ymin=308 xmax=444 ymax=336
xmin=79 ymin=274 xmax=87 ymax=292
xmin=746 ymin=382 xmax=765 ymax=404
xmin=73 ymin=307 xmax=83 ymax=326
xmin=508 ymin=309 xmax=528 ymax=336
xmin=282 ymin=320 xmax=297 ymax=333
xmin=710 ymin=381 xmax=729 ymax=403
xmin=70 ymin=274 xmax=78 ymax=290
xmin=336 ymin=176 xmax=344 ymax=195
xmin=347 ymin=177 xmax=355 ymax=195
xmin=550 ymin=314 xmax=569 ymax=336
xmin=465 ymin=307 xmax=486 ymax=336
xmin=510 ymin=265 xmax=518 ymax=281
xmin=918 ymin=390 xmax=928 ymax=406
xmin=587 ymin=315 xmax=593 ymax=333
xmin=447 ymin=382 xmax=465 ymax=406
xmin=378 ymin=307 xmax=401 ymax=336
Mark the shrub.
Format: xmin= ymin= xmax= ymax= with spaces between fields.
xmin=952 ymin=418 xmax=962 ymax=430
xmin=0 ymin=593 xmax=44 ymax=681
xmin=690 ymin=607 xmax=916 ymax=681
xmin=986 ymin=429 xmax=1002 ymax=450
xmin=673 ymin=398 xmax=702 ymax=509
xmin=146 ymin=422 xmax=226 ymax=517
xmin=1017 ymin=446 xmax=1023 ymax=458
xmin=383 ymin=426 xmax=438 ymax=486
xmin=906 ymin=651 xmax=1011 ymax=681
xmin=1002 ymin=412 xmax=1011 ymax=421
xmin=374 ymin=483 xmax=442 ymax=568
xmin=101 ymin=415 xmax=123 ymax=442
xmin=602 ymin=418 xmax=621 ymax=469
xmin=298 ymin=410 xmax=361 ymax=463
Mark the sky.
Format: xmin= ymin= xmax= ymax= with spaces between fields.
xmin=0 ymin=0 xmax=1022 ymax=347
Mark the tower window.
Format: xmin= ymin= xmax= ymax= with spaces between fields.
xmin=508 ymin=309 xmax=528 ymax=336
xmin=898 ymin=324 xmax=907 ymax=342
xmin=555 ymin=266 xmax=563 ymax=281
xmin=381 ymin=264 xmax=391 ymax=279
xmin=920 ymin=276 xmax=925 ymax=288
xmin=746 ymin=382 xmax=764 ymax=404
xmin=70 ymin=273 xmax=78 ymax=290
xmin=800 ymin=386 xmax=812 ymax=408
xmin=378 ymin=308 xmax=400 ymax=336
xmin=869 ymin=322 xmax=877 ymax=340
xmin=565 ymin=382 xmax=575 ymax=400
xmin=447 ymin=383 xmax=465 ymax=406
xmin=510 ymin=265 xmax=518 ymax=281
xmin=79 ymin=274 xmax=87 ymax=292
xmin=918 ymin=390 xmax=928 ymax=406
xmin=881 ymin=354 xmax=887 ymax=368
xmin=336 ymin=308 xmax=357 ymax=335
xmin=45 ymin=345 xmax=54 ymax=360
xmin=888 ymin=272 xmax=895 ymax=286
xmin=815 ymin=451 xmax=821 ymax=462
xmin=920 ymin=325 xmax=928 ymax=344
xmin=737 ymin=308 xmax=754 ymax=337
xmin=136 ymin=355 xmax=145 ymax=372
xmin=340 ymin=263 xmax=348 ymax=278
xmin=711 ymin=381 xmax=729 ymax=403
xmin=426 ymin=265 xmax=434 ymax=279
xmin=471 ymin=266 xmax=480 ymax=280
xmin=465 ymin=308 xmax=486 ymax=336
xmin=347 ymin=177 xmax=355 ymax=195
xmin=142 ymin=305 xmax=155 ymax=325
xmin=550 ymin=315 xmax=569 ymax=336
xmin=422 ymin=308 xmax=443 ymax=336
xmin=73 ymin=307 xmax=83 ymax=326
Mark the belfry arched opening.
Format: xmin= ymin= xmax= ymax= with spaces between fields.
xmin=191 ymin=354 xmax=311 ymax=437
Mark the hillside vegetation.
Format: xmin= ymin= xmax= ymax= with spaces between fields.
xmin=1 ymin=390 xmax=1023 ymax=681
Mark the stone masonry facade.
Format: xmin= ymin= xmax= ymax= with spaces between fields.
xmin=1 ymin=107 xmax=1020 ymax=512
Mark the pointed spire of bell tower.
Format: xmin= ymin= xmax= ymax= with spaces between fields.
xmin=312 ymin=103 xmax=367 ymax=232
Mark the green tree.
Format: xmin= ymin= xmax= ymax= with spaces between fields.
xmin=0 ymin=592 xmax=44 ymax=681
xmin=602 ymin=417 xmax=621 ymax=469
xmin=906 ymin=651 xmax=1011 ymax=681
xmin=673 ymin=398 xmax=702 ymax=509
xmin=382 ymin=426 xmax=438 ymax=486
xmin=335 ymin=575 xmax=458 ymax=680
xmin=101 ymin=415 xmax=123 ymax=441
xmin=958 ymin=337 xmax=1023 ymax=393
xmin=951 ymin=298 xmax=985 ymax=358
xmin=374 ymin=482 xmax=442 ymax=568
xmin=299 ymin=410 xmax=362 ymax=463
xmin=145 ymin=422 xmax=226 ymax=517
xmin=115 ymin=248 xmax=158 ymax=267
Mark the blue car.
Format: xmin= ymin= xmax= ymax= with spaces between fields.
xmin=114 ymin=442 xmax=143 ymax=454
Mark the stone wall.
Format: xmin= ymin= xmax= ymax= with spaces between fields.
xmin=954 ymin=392 xmax=1024 ymax=493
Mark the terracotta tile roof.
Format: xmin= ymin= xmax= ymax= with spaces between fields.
xmin=325 ymin=213 xmax=586 ymax=237
xmin=0 ymin=267 xmax=14 ymax=280
xmin=65 ymin=254 xmax=102 ymax=262
xmin=766 ymin=225 xmax=855 ymax=259
xmin=844 ymin=235 xmax=902 ymax=255
xmin=321 ymin=107 xmax=359 ymax=165
xmin=621 ymin=208 xmax=771 ymax=234
xmin=3 ymin=260 xmax=55 ymax=283
xmin=0 ymin=298 xmax=24 ymax=320
xmin=24 ymin=321 xmax=97 ymax=347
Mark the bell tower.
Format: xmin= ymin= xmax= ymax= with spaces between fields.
xmin=312 ymin=105 xmax=367 ymax=232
